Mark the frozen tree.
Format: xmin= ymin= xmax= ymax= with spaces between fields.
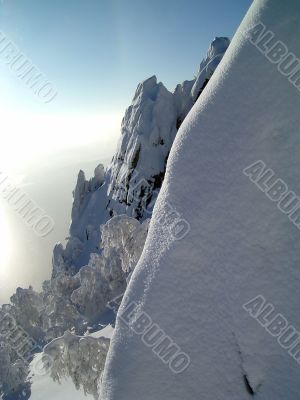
xmin=101 ymin=215 xmax=149 ymax=275
xmin=0 ymin=339 xmax=29 ymax=398
xmin=9 ymin=287 xmax=44 ymax=342
xmin=52 ymin=237 xmax=84 ymax=278
xmin=0 ymin=212 xmax=150 ymax=398
xmin=41 ymin=273 xmax=85 ymax=341
xmin=44 ymin=331 xmax=110 ymax=399
xmin=71 ymin=216 xmax=149 ymax=319
xmin=71 ymin=255 xmax=111 ymax=319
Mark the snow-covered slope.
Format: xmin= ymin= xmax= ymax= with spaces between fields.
xmin=101 ymin=1 xmax=300 ymax=399
xmin=53 ymin=37 xmax=229 ymax=275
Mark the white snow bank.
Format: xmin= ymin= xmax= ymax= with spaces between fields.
xmin=101 ymin=0 xmax=300 ymax=399
xmin=90 ymin=324 xmax=114 ymax=340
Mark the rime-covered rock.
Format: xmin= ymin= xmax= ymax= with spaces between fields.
xmin=53 ymin=37 xmax=229 ymax=276
xmin=106 ymin=76 xmax=177 ymax=220
xmin=191 ymin=37 xmax=230 ymax=102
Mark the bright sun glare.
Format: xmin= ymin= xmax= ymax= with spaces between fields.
xmin=1 ymin=112 xmax=123 ymax=171
xmin=0 ymin=111 xmax=122 ymax=299
xmin=0 ymin=203 xmax=12 ymax=282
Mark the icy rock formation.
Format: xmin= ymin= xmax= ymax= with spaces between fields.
xmin=51 ymin=38 xmax=229 ymax=277
xmin=52 ymin=165 xmax=106 ymax=278
xmin=72 ymin=165 xmax=105 ymax=223
xmin=106 ymin=39 xmax=229 ymax=221
xmin=101 ymin=1 xmax=300 ymax=399
xmin=191 ymin=36 xmax=230 ymax=102
xmin=173 ymin=79 xmax=195 ymax=129
xmin=0 ymin=36 xmax=231 ymax=400
xmin=106 ymin=76 xmax=177 ymax=220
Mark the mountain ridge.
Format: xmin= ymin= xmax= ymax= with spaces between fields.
xmin=53 ymin=36 xmax=230 ymax=277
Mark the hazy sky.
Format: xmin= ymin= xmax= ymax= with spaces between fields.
xmin=0 ymin=0 xmax=253 ymax=303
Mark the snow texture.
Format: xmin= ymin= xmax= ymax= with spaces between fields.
xmin=101 ymin=1 xmax=300 ymax=399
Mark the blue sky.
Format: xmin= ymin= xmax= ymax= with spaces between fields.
xmin=0 ymin=0 xmax=253 ymax=116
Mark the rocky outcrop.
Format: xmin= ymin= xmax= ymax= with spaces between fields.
xmin=106 ymin=37 xmax=230 ymax=221
xmin=53 ymin=37 xmax=230 ymax=275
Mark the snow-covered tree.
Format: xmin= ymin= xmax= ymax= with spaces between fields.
xmin=10 ymin=286 xmax=44 ymax=342
xmin=70 ymin=255 xmax=111 ymax=319
xmin=37 ymin=215 xmax=148 ymax=340
xmin=41 ymin=274 xmax=86 ymax=341
xmin=70 ymin=215 xmax=149 ymax=319
xmin=101 ymin=215 xmax=149 ymax=275
xmin=44 ymin=331 xmax=110 ymax=399
xmin=0 ymin=339 xmax=29 ymax=398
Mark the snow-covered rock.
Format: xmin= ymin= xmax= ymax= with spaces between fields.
xmin=54 ymin=37 xmax=229 ymax=277
xmin=101 ymin=1 xmax=300 ymax=399
xmin=71 ymin=165 xmax=105 ymax=224
xmin=106 ymin=76 xmax=178 ymax=220
xmin=106 ymin=39 xmax=229 ymax=221
xmin=191 ymin=36 xmax=230 ymax=102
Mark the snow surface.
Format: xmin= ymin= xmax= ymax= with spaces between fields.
xmin=30 ymin=356 xmax=93 ymax=400
xmin=89 ymin=324 xmax=114 ymax=340
xmin=101 ymin=0 xmax=300 ymax=399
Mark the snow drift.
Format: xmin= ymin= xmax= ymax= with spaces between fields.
xmin=101 ymin=0 xmax=300 ymax=399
